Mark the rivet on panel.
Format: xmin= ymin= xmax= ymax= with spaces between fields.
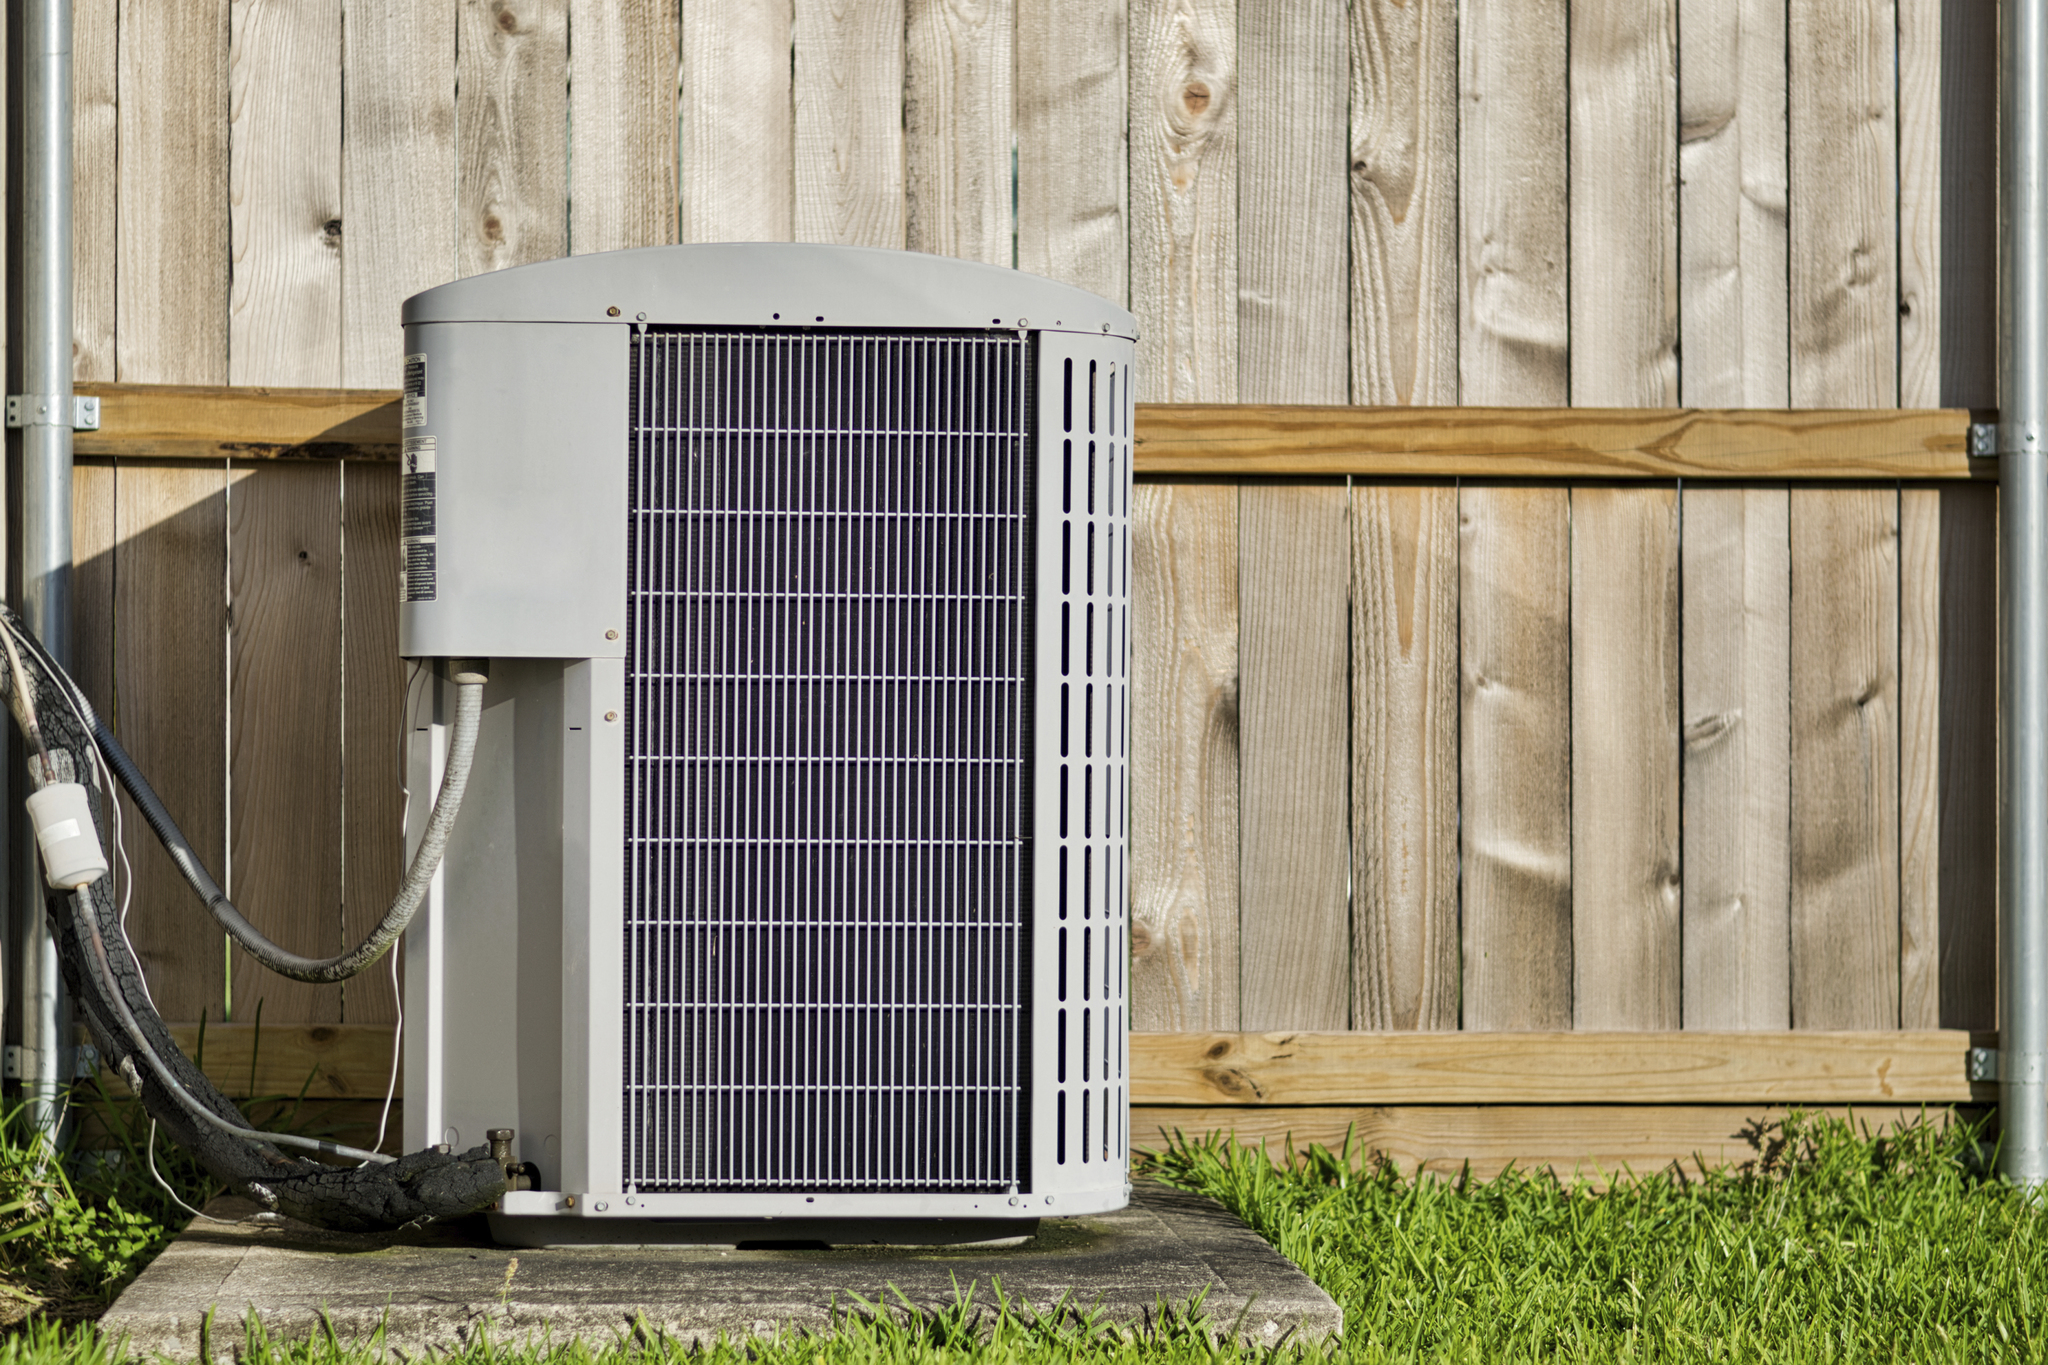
xmin=605 ymin=711 xmax=619 ymax=722
xmin=605 ymin=629 xmax=619 ymax=640
xmin=606 ymin=306 xmax=621 ymax=317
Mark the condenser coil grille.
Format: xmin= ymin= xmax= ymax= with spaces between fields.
xmin=622 ymin=329 xmax=1034 ymax=1193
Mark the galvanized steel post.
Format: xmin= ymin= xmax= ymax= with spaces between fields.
xmin=2004 ymin=0 xmax=2048 ymax=1189
xmin=14 ymin=0 xmax=76 ymax=1134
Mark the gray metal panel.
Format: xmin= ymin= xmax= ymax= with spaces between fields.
xmin=398 ymin=322 xmax=629 ymax=659
xmin=404 ymin=663 xmax=566 ymax=1173
xmin=403 ymin=244 xmax=1136 ymax=340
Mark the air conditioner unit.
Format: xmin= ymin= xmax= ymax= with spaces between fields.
xmin=398 ymin=244 xmax=1136 ymax=1246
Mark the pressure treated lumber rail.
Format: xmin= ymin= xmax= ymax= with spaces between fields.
xmin=97 ymin=1024 xmax=1991 ymax=1105
xmin=74 ymin=383 xmax=1987 ymax=479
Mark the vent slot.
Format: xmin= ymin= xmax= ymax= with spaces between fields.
xmin=623 ymin=329 xmax=1033 ymax=1194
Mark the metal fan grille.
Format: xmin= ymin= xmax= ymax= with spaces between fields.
xmin=622 ymin=328 xmax=1033 ymax=1193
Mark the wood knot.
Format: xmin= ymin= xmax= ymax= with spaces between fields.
xmin=321 ymin=219 xmax=342 ymax=248
xmin=1205 ymin=1039 xmax=1232 ymax=1061
xmin=1181 ymin=82 xmax=1211 ymax=115
xmin=493 ymin=3 xmax=519 ymax=32
xmin=305 ymin=1026 xmax=338 ymax=1044
xmin=483 ymin=214 xmax=505 ymax=242
xmin=1201 ymin=1066 xmax=1262 ymax=1101
xmin=1130 ymin=922 xmax=1152 ymax=953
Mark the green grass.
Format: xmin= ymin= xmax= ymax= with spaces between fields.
xmin=0 ymin=1107 xmax=2043 ymax=1362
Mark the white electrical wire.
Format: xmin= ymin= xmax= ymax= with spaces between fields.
xmin=147 ymin=1119 xmax=231 ymax=1225
xmin=364 ymin=662 xmax=422 ymax=1165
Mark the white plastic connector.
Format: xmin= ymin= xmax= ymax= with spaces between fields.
xmin=26 ymin=782 xmax=109 ymax=890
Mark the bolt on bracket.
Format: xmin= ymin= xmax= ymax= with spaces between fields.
xmin=5 ymin=394 xmax=100 ymax=431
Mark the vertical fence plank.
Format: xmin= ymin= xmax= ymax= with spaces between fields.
xmin=1238 ymin=484 xmax=1350 ymax=1030
xmin=1131 ymin=484 xmax=1240 ymax=1031
xmin=111 ymin=466 xmax=232 ymax=1021
xmin=1676 ymin=0 xmax=1788 ymax=406
xmin=1131 ymin=0 xmax=1238 ymax=402
xmin=1941 ymin=3 xmax=1990 ymax=405
xmin=569 ymin=0 xmax=677 ymax=254
xmin=1899 ymin=488 xmax=1940 ymax=1027
xmin=1681 ymin=486 xmax=1792 ymax=1029
xmin=118 ymin=0 xmax=230 ymax=382
xmin=1458 ymin=0 xmax=1567 ymax=405
xmin=1937 ymin=483 xmax=1998 ymax=1029
xmin=1348 ymin=0 xmax=1456 ymax=405
xmin=1896 ymin=0 xmax=1939 ymax=407
xmin=1460 ymin=487 xmax=1571 ymax=1030
xmin=1569 ymin=0 xmax=1677 ymax=405
xmin=905 ymin=0 xmax=1012 ymax=264
xmin=680 ymin=0 xmax=794 ymax=243
xmin=793 ymin=0 xmax=905 ymax=247
xmin=1353 ymin=483 xmax=1459 ymax=1031
xmin=1015 ymin=0 xmax=1126 ymax=301
xmin=1788 ymin=0 xmax=1896 ymax=406
xmin=341 ymin=0 xmax=457 ymax=388
xmin=1939 ymin=0 xmax=1996 ymax=407
xmin=227 ymin=464 xmax=345 ymax=1025
xmin=342 ymin=462 xmax=406 ymax=1025
xmin=229 ymin=0 xmax=343 ymax=387
xmin=75 ymin=0 xmax=118 ymax=381
xmin=1570 ymin=488 xmax=1680 ymax=1028
xmin=1789 ymin=488 xmax=1900 ymax=1029
xmin=457 ymin=0 xmax=568 ymax=277
xmin=1238 ymin=0 xmax=1346 ymax=402
xmin=73 ymin=462 xmax=119 ymax=808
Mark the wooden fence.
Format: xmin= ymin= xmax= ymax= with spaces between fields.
xmin=21 ymin=0 xmax=1993 ymax=410
xmin=11 ymin=0 xmax=2012 ymax=1168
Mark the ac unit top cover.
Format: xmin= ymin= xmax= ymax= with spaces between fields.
xmin=403 ymin=242 xmax=1139 ymax=336
xmin=398 ymin=244 xmax=1135 ymax=661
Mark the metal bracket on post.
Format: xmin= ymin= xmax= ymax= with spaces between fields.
xmin=1970 ymin=423 xmax=1999 ymax=457
xmin=5 ymin=394 xmax=98 ymax=431
xmin=1969 ymin=1047 xmax=2001 ymax=1083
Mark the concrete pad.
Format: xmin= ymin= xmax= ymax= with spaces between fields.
xmin=100 ymin=1183 xmax=1342 ymax=1357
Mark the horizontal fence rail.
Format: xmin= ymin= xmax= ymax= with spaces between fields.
xmin=76 ymin=385 xmax=1985 ymax=478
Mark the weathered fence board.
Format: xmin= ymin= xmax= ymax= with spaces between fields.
xmin=74 ymin=0 xmax=117 ymax=383
xmin=1789 ymin=488 xmax=1901 ymax=1029
xmin=794 ymin=0 xmax=906 ymax=249
xmin=1350 ymin=484 xmax=1459 ymax=1031
xmin=1239 ymin=0 xmax=1348 ymax=404
xmin=1459 ymin=486 xmax=1572 ymax=1030
xmin=679 ymin=0 xmax=794 ymax=243
xmin=1130 ymin=0 xmax=1237 ymax=403
xmin=1936 ymin=485 xmax=1999 ymax=1031
xmin=1459 ymin=0 xmax=1567 ymax=406
xmin=340 ymin=0 xmax=457 ymax=389
xmin=1347 ymin=0 xmax=1457 ymax=406
xmin=229 ymin=0 xmax=343 ymax=388
xmin=1130 ymin=483 xmax=1240 ymax=1031
xmin=456 ymin=0 xmax=567 ymax=278
xmin=1569 ymin=0 xmax=1678 ymax=407
xmin=1680 ymin=487 xmax=1793 ymax=1029
xmin=1788 ymin=0 xmax=1897 ymax=407
xmin=906 ymin=0 xmax=1013 ymax=264
xmin=341 ymin=462 xmax=406 ymax=1025
xmin=227 ymin=462 xmax=345 ymax=1025
xmin=1014 ymin=0 xmax=1126 ymax=301
xmin=1676 ymin=0 xmax=1788 ymax=407
xmin=118 ymin=0 xmax=230 ymax=385
xmin=1570 ymin=487 xmax=1681 ymax=1029
xmin=569 ymin=0 xmax=679 ymax=255
xmin=1237 ymin=484 xmax=1350 ymax=1030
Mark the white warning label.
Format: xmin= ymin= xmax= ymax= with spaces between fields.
xmin=402 ymin=435 xmax=437 ymax=602
xmin=402 ymin=353 xmax=428 ymax=428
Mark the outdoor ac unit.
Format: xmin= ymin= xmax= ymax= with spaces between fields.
xmin=398 ymin=244 xmax=1136 ymax=1246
